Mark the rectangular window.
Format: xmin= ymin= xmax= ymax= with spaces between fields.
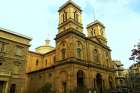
xmin=77 ymin=48 xmax=81 ymax=58
xmin=0 ymin=41 xmax=8 ymax=53
xmin=53 ymin=56 xmax=56 ymax=63
xmin=15 ymin=46 xmax=23 ymax=56
xmin=61 ymin=48 xmax=66 ymax=60
xmin=0 ymin=42 xmax=2 ymax=52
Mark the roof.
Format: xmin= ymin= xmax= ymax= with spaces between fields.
xmin=35 ymin=45 xmax=54 ymax=49
xmin=29 ymin=49 xmax=56 ymax=56
xmin=129 ymin=63 xmax=140 ymax=69
xmin=58 ymin=0 xmax=82 ymax=12
xmin=113 ymin=60 xmax=123 ymax=66
xmin=87 ymin=20 xmax=105 ymax=28
xmin=0 ymin=27 xmax=32 ymax=40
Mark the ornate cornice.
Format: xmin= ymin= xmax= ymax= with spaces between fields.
xmin=55 ymin=28 xmax=85 ymax=40
xmin=58 ymin=0 xmax=82 ymax=12
xmin=0 ymin=28 xmax=32 ymax=40
xmin=27 ymin=57 xmax=115 ymax=74
xmin=58 ymin=19 xmax=83 ymax=29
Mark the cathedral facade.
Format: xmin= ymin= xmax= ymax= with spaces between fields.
xmin=26 ymin=0 xmax=116 ymax=93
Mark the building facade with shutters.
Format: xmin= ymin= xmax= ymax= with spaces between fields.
xmin=26 ymin=0 xmax=116 ymax=93
xmin=0 ymin=28 xmax=31 ymax=93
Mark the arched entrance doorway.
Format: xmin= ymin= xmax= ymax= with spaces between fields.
xmin=0 ymin=81 xmax=4 ymax=93
xmin=10 ymin=84 xmax=16 ymax=93
xmin=96 ymin=73 xmax=102 ymax=93
xmin=77 ymin=70 xmax=87 ymax=93
xmin=77 ymin=70 xmax=85 ymax=87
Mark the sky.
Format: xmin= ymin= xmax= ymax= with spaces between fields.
xmin=0 ymin=0 xmax=140 ymax=68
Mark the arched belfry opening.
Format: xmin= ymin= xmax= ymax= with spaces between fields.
xmin=77 ymin=70 xmax=85 ymax=87
xmin=96 ymin=73 xmax=102 ymax=93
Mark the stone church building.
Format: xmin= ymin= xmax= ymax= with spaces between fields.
xmin=0 ymin=0 xmax=116 ymax=93
xmin=26 ymin=0 xmax=116 ymax=93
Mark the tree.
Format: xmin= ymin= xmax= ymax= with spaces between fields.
xmin=36 ymin=83 xmax=54 ymax=93
xmin=129 ymin=42 xmax=140 ymax=63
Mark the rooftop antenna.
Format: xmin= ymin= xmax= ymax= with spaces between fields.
xmin=93 ymin=7 xmax=96 ymax=21
xmin=45 ymin=32 xmax=50 ymax=46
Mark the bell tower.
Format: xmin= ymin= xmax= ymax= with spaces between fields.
xmin=87 ymin=20 xmax=107 ymax=45
xmin=58 ymin=0 xmax=83 ymax=33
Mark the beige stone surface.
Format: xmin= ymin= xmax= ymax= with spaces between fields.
xmin=0 ymin=29 xmax=31 ymax=93
xmin=26 ymin=1 xmax=116 ymax=93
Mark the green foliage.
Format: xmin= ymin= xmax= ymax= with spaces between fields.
xmin=129 ymin=42 xmax=140 ymax=63
xmin=36 ymin=83 xmax=54 ymax=93
xmin=69 ymin=86 xmax=89 ymax=93
xmin=103 ymin=89 xmax=111 ymax=93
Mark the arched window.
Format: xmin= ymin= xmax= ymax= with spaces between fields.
xmin=60 ymin=41 xmax=66 ymax=60
xmin=45 ymin=59 xmax=47 ymax=65
xmin=77 ymin=48 xmax=81 ymax=58
xmin=93 ymin=49 xmax=99 ymax=62
xmin=105 ymin=52 xmax=110 ymax=67
xmin=61 ymin=15 xmax=63 ymax=23
xmin=77 ymin=70 xmax=85 ymax=87
xmin=63 ymin=14 xmax=65 ymax=22
xmin=65 ymin=12 xmax=67 ymax=21
xmin=91 ymin=31 xmax=93 ymax=36
xmin=76 ymin=13 xmax=78 ymax=22
xmin=61 ymin=48 xmax=66 ymax=60
xmin=77 ymin=41 xmax=82 ymax=58
xmin=100 ymin=28 xmax=104 ymax=36
xmin=36 ymin=59 xmax=39 ymax=66
xmin=94 ymin=29 xmax=96 ymax=36
xmin=53 ymin=56 xmax=56 ymax=63
xmin=63 ymin=11 xmax=67 ymax=22
xmin=74 ymin=11 xmax=78 ymax=22
xmin=91 ymin=28 xmax=96 ymax=36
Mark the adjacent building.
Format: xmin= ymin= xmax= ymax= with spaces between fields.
xmin=113 ymin=60 xmax=128 ymax=91
xmin=0 ymin=28 xmax=31 ymax=93
xmin=129 ymin=63 xmax=140 ymax=93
